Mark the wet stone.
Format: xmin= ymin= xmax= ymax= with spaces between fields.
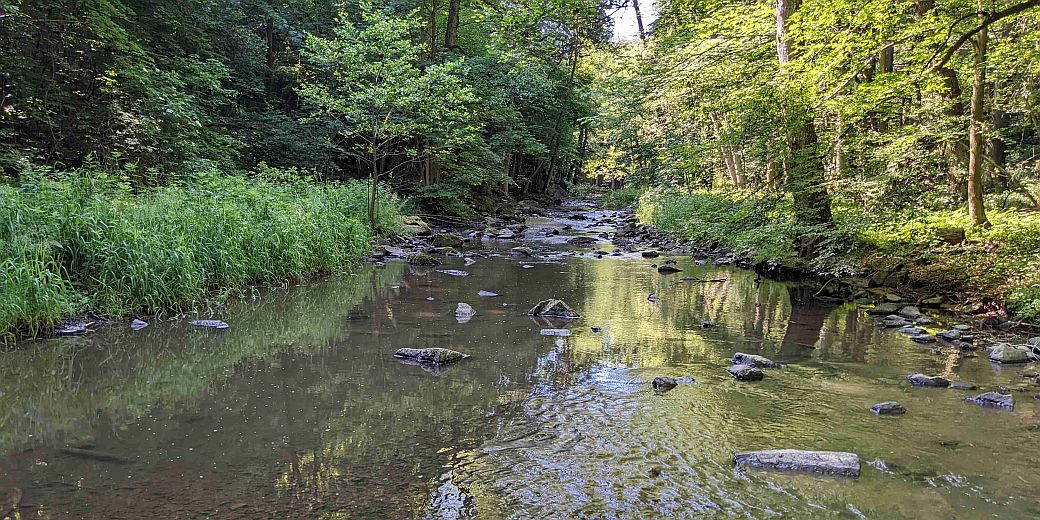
xmin=897 ymin=327 xmax=926 ymax=335
xmin=130 ymin=319 xmax=149 ymax=331
xmin=949 ymin=381 xmax=978 ymax=390
xmin=871 ymin=402 xmax=906 ymax=416
xmin=438 ymin=270 xmax=470 ymax=277
xmin=728 ymin=365 xmax=764 ymax=381
xmin=652 ymin=377 xmax=678 ymax=392
xmin=965 ymin=392 xmax=1014 ymax=410
xmin=190 ymin=320 xmax=229 ymax=329
xmin=732 ymin=352 xmax=782 ymax=369
xmin=733 ymin=449 xmax=860 ymax=478
xmin=528 ymin=299 xmax=579 ymax=318
xmin=987 ymin=343 xmax=1030 ymax=364
xmin=906 ymin=374 xmax=950 ymax=387
xmin=910 ymin=334 xmax=936 ymax=344
xmin=394 ymin=348 xmax=470 ymax=364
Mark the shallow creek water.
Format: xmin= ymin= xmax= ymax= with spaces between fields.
xmin=1 ymin=207 xmax=1039 ymax=519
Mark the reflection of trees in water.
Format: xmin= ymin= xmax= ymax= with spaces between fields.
xmin=571 ymin=259 xmax=795 ymax=366
xmin=0 ymin=264 xmax=405 ymax=454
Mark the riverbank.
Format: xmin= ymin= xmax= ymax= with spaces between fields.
xmin=598 ymin=187 xmax=1040 ymax=325
xmin=0 ymin=168 xmax=402 ymax=345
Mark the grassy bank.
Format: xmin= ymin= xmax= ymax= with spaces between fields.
xmin=0 ymin=167 xmax=401 ymax=344
xmin=628 ymin=187 xmax=1040 ymax=320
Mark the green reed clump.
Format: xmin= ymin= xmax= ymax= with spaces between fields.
xmin=0 ymin=167 xmax=400 ymax=343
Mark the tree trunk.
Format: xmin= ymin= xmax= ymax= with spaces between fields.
xmin=427 ymin=0 xmax=439 ymax=57
xmin=445 ymin=0 xmax=461 ymax=49
xmin=967 ymin=1 xmax=989 ymax=228
xmin=937 ymin=67 xmax=968 ymax=199
xmin=990 ymin=104 xmax=1009 ymax=192
xmin=369 ymin=143 xmax=379 ymax=229
xmin=776 ymin=0 xmax=833 ymax=232
xmin=632 ymin=0 xmax=647 ymax=41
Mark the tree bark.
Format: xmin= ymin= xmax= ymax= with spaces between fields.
xmin=632 ymin=0 xmax=647 ymax=41
xmin=966 ymin=1 xmax=989 ymax=228
xmin=776 ymin=0 xmax=833 ymax=231
xmin=445 ymin=0 xmax=461 ymax=49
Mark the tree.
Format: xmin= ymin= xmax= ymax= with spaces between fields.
xmin=300 ymin=1 xmax=473 ymax=226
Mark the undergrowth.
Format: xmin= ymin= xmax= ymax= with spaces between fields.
xmin=0 ymin=166 xmax=401 ymax=343
xmin=633 ymin=187 xmax=1040 ymax=319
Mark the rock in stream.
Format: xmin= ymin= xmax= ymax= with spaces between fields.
xmin=733 ymin=449 xmax=860 ymax=477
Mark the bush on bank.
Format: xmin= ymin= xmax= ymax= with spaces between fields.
xmin=0 ymin=166 xmax=401 ymax=342
xmin=633 ymin=187 xmax=1040 ymax=320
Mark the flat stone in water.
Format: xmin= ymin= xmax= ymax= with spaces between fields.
xmin=950 ymin=381 xmax=978 ymax=390
xmin=393 ymin=347 xmax=470 ymax=364
xmin=540 ymin=328 xmax=572 ymax=337
xmin=987 ymin=343 xmax=1030 ymax=364
xmin=965 ymin=392 xmax=1014 ymax=410
xmin=478 ymin=290 xmax=499 ymax=297
xmin=906 ymin=374 xmax=950 ymax=387
xmin=733 ymin=449 xmax=860 ymax=478
xmin=871 ymin=401 xmax=906 ymax=415
xmin=867 ymin=303 xmax=902 ymax=315
xmin=437 ymin=269 xmax=470 ymax=277
xmin=897 ymin=327 xmax=926 ymax=335
xmin=732 ymin=352 xmax=782 ymax=369
xmin=130 ymin=319 xmax=149 ymax=331
xmin=910 ymin=334 xmax=936 ymax=343
xmin=190 ymin=320 xmax=229 ymax=329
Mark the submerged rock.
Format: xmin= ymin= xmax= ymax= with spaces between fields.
xmin=130 ymin=319 xmax=149 ymax=331
xmin=640 ymin=251 xmax=660 ymax=258
xmin=733 ymin=449 xmax=860 ymax=478
xmin=190 ymin=320 xmax=229 ymax=329
xmin=949 ymin=381 xmax=978 ymax=390
xmin=871 ymin=402 xmax=906 ymax=415
xmin=510 ymin=246 xmax=534 ymax=257
xmin=394 ymin=348 xmax=470 ymax=364
xmin=910 ymin=334 xmax=936 ymax=344
xmin=732 ymin=352 xmax=782 ymax=369
xmin=987 ymin=343 xmax=1030 ymax=364
xmin=657 ymin=265 xmax=682 ymax=273
xmin=652 ymin=376 xmax=678 ymax=392
xmin=965 ymin=392 xmax=1014 ymax=410
xmin=728 ymin=365 xmax=764 ymax=381
xmin=528 ymin=299 xmax=580 ymax=319
xmin=906 ymin=374 xmax=950 ymax=387
xmin=539 ymin=328 xmax=572 ymax=337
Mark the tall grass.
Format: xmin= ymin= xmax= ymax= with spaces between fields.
xmin=0 ymin=166 xmax=401 ymax=343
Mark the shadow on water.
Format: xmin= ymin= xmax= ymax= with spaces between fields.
xmin=1 ymin=242 xmax=1039 ymax=518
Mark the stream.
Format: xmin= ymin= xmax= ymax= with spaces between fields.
xmin=1 ymin=204 xmax=1039 ymax=519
